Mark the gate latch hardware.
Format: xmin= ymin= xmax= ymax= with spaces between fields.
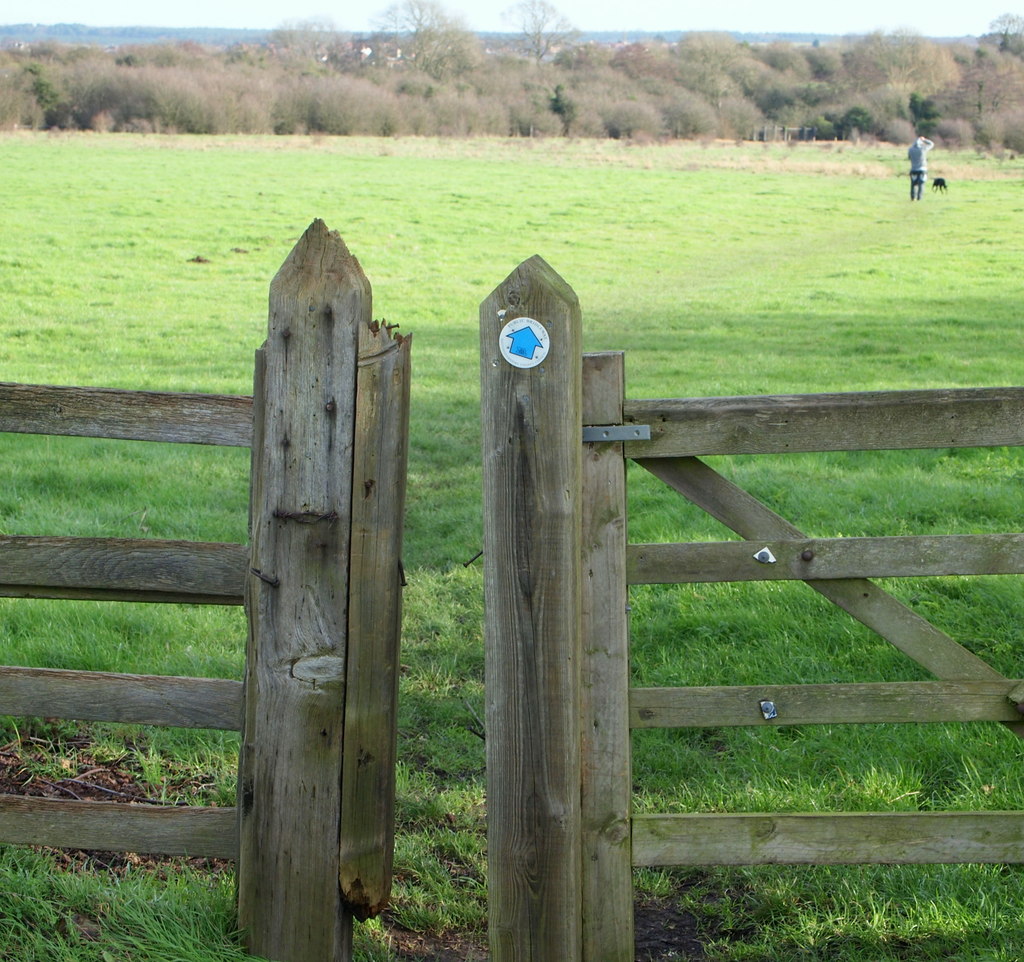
xmin=582 ymin=424 xmax=651 ymax=443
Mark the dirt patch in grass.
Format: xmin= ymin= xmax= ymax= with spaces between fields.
xmin=387 ymin=923 xmax=489 ymax=960
xmin=2 ymin=730 xmax=716 ymax=959
xmin=384 ymin=896 xmax=709 ymax=961
xmin=0 ymin=731 xmax=217 ymax=806
xmin=634 ymin=896 xmax=709 ymax=960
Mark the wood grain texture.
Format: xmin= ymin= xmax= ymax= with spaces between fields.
xmin=481 ymin=256 xmax=584 ymax=962
xmin=0 ymin=666 xmax=242 ymax=729
xmin=579 ymin=353 xmax=633 ymax=962
xmin=624 ymin=387 xmax=1024 ymax=457
xmin=626 ymin=533 xmax=1024 ymax=584
xmin=0 ymin=796 xmax=237 ymax=858
xmin=630 ymin=680 xmax=1024 ymax=728
xmin=238 ymin=220 xmax=365 ymax=961
xmin=0 ymin=536 xmax=246 ymax=604
xmin=339 ymin=321 xmax=410 ymax=920
xmin=632 ymin=812 xmax=1024 ymax=866
xmin=0 ymin=382 xmax=252 ymax=446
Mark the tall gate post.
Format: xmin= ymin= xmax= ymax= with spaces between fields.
xmin=580 ymin=352 xmax=634 ymax=960
xmin=480 ymin=256 xmax=584 ymax=961
xmin=239 ymin=220 xmax=408 ymax=960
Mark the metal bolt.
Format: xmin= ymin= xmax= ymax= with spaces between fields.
xmin=801 ymin=549 xmax=815 ymax=562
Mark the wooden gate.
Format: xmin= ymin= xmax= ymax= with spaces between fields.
xmin=480 ymin=257 xmax=1024 ymax=962
xmin=0 ymin=220 xmax=410 ymax=962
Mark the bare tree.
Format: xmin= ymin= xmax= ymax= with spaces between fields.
xmin=845 ymin=30 xmax=959 ymax=97
xmin=948 ymin=45 xmax=1024 ymax=120
xmin=676 ymin=33 xmax=744 ymax=111
xmin=503 ymin=0 xmax=578 ymax=63
xmin=375 ymin=0 xmax=481 ymax=80
xmin=270 ymin=19 xmax=348 ymax=65
xmin=988 ymin=13 xmax=1024 ymax=55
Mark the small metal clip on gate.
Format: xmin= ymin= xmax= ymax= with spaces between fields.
xmin=582 ymin=424 xmax=651 ymax=443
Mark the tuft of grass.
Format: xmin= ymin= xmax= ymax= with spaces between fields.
xmin=0 ymin=844 xmax=263 ymax=962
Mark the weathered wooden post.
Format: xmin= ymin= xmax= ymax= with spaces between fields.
xmin=480 ymin=256 xmax=584 ymax=962
xmin=580 ymin=352 xmax=634 ymax=961
xmin=238 ymin=220 xmax=409 ymax=961
xmin=339 ymin=318 xmax=411 ymax=919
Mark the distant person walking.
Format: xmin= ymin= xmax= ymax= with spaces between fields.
xmin=908 ymin=135 xmax=934 ymax=200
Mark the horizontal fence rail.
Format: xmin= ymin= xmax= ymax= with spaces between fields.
xmin=627 ymin=533 xmax=1024 ymax=584
xmin=630 ymin=680 xmax=1024 ymax=728
xmin=0 ymin=796 xmax=237 ymax=858
xmin=0 ymin=382 xmax=253 ymax=446
xmin=0 ymin=536 xmax=247 ymax=604
xmin=0 ymin=666 xmax=243 ymax=730
xmin=632 ymin=812 xmax=1024 ymax=866
xmin=624 ymin=387 xmax=1024 ymax=457
xmin=0 ymin=387 xmax=250 ymax=864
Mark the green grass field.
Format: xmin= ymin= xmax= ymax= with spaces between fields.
xmin=1 ymin=132 xmax=1023 ymax=961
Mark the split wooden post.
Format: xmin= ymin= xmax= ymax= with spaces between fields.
xmin=580 ymin=352 xmax=634 ymax=961
xmin=480 ymin=256 xmax=584 ymax=962
xmin=238 ymin=220 xmax=407 ymax=961
xmin=339 ymin=319 xmax=411 ymax=919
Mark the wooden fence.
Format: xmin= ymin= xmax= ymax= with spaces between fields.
xmin=754 ymin=124 xmax=818 ymax=142
xmin=0 ymin=220 xmax=410 ymax=962
xmin=480 ymin=258 xmax=1024 ymax=962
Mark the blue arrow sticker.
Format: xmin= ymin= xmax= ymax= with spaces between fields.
xmin=499 ymin=318 xmax=549 ymax=369
xmin=506 ymin=326 xmax=544 ymax=359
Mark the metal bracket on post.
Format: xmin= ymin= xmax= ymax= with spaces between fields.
xmin=582 ymin=424 xmax=651 ymax=443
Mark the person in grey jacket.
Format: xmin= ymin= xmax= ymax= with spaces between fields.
xmin=908 ymin=135 xmax=934 ymax=200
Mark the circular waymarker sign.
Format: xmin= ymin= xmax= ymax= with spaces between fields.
xmin=499 ymin=317 xmax=549 ymax=369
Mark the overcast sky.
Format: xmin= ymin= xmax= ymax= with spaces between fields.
xmin=0 ymin=0 xmax=1009 ymax=37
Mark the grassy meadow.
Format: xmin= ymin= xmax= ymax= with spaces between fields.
xmin=1 ymin=132 xmax=1024 ymax=960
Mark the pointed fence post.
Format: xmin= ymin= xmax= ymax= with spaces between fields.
xmin=480 ymin=256 xmax=584 ymax=962
xmin=238 ymin=220 xmax=408 ymax=961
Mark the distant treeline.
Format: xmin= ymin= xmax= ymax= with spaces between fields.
xmin=2 ymin=8 xmax=1024 ymax=149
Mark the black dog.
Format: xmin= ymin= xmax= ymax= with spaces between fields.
xmin=932 ymin=177 xmax=948 ymax=193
